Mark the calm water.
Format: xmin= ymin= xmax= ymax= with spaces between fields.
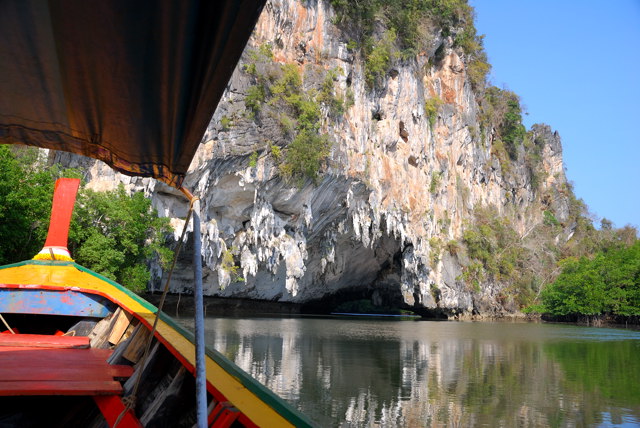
xmin=178 ymin=317 xmax=640 ymax=427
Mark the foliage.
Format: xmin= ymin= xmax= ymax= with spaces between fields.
xmin=364 ymin=29 xmax=398 ymax=88
xmin=466 ymin=51 xmax=491 ymax=91
xmin=461 ymin=262 xmax=484 ymax=292
xmin=242 ymin=56 xmax=336 ymax=185
xmin=429 ymin=237 xmax=443 ymax=266
xmin=269 ymin=144 xmax=282 ymax=162
xmin=446 ymin=240 xmax=460 ymax=255
xmin=458 ymin=202 xmax=610 ymax=308
xmin=429 ymin=170 xmax=443 ymax=193
xmin=0 ymin=145 xmax=76 ymax=264
xmin=317 ymin=68 xmax=345 ymax=117
xmin=538 ymin=241 xmax=640 ymax=317
xmin=480 ymin=87 xmax=548 ymax=189
xmin=543 ymin=210 xmax=560 ymax=227
xmin=490 ymin=139 xmax=511 ymax=175
xmin=600 ymin=218 xmax=613 ymax=230
xmin=248 ymin=43 xmax=273 ymax=62
xmin=331 ymin=0 xmax=475 ymax=55
xmin=270 ymin=63 xmax=302 ymax=98
xmin=501 ymin=103 xmax=526 ymax=159
xmin=245 ymin=84 xmax=266 ymax=118
xmin=345 ymin=89 xmax=355 ymax=109
xmin=330 ymin=0 xmax=489 ymax=90
xmin=69 ymin=185 xmax=173 ymax=293
xmin=280 ymin=131 xmax=331 ymax=185
xmin=462 ymin=208 xmax=523 ymax=282
xmin=220 ymin=115 xmax=232 ymax=131
xmin=0 ymin=146 xmax=173 ymax=293
xmin=557 ymin=182 xmax=637 ymax=261
xmin=271 ymin=66 xmax=330 ymax=183
xmin=248 ymin=151 xmax=258 ymax=168
xmin=220 ymin=246 xmax=244 ymax=283
xmin=244 ymin=62 xmax=257 ymax=77
xmin=549 ymin=194 xmax=639 ymax=318
xmin=450 ymin=7 xmax=490 ymax=89
xmin=438 ymin=211 xmax=451 ymax=233
xmin=481 ymin=87 xmax=526 ymax=161
xmin=258 ymin=43 xmax=274 ymax=60
xmin=460 ymin=206 xmax=551 ymax=304
xmin=425 ymin=96 xmax=443 ymax=128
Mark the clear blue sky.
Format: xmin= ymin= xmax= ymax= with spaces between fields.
xmin=469 ymin=0 xmax=640 ymax=229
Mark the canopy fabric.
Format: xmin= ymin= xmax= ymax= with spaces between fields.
xmin=0 ymin=0 xmax=265 ymax=187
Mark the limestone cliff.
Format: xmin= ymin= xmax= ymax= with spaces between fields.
xmin=52 ymin=0 xmax=570 ymax=317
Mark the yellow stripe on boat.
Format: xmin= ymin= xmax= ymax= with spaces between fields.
xmin=0 ymin=260 xmax=312 ymax=428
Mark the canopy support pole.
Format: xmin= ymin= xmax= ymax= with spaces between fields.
xmin=186 ymin=192 xmax=207 ymax=428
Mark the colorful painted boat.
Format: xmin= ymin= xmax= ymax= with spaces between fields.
xmin=0 ymin=179 xmax=315 ymax=427
xmin=0 ymin=1 xmax=316 ymax=426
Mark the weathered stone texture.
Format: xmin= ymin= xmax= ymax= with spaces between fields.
xmin=52 ymin=0 xmax=568 ymax=317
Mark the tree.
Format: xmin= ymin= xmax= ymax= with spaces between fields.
xmin=0 ymin=144 xmax=173 ymax=293
xmin=69 ymin=185 xmax=173 ymax=293
xmin=0 ymin=145 xmax=73 ymax=264
xmin=539 ymin=242 xmax=640 ymax=317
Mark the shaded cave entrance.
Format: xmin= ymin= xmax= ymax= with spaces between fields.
xmin=300 ymin=288 xmax=449 ymax=319
xmin=300 ymin=242 xmax=448 ymax=319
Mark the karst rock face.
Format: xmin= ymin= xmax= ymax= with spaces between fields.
xmin=52 ymin=0 xmax=569 ymax=317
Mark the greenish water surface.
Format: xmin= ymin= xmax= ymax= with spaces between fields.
xmin=178 ymin=317 xmax=640 ymax=427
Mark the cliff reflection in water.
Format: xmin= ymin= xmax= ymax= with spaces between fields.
xmin=180 ymin=317 xmax=640 ymax=427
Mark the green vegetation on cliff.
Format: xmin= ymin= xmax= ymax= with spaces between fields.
xmin=0 ymin=145 xmax=173 ymax=293
xmin=459 ymin=206 xmax=560 ymax=307
xmin=243 ymin=48 xmax=336 ymax=184
xmin=481 ymin=87 xmax=527 ymax=160
xmin=458 ymin=199 xmax=639 ymax=315
xmin=330 ymin=0 xmax=532 ymax=188
xmin=331 ymin=0 xmax=490 ymax=89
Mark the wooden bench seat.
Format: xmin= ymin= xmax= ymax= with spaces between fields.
xmin=0 ymin=380 xmax=124 ymax=396
xmin=0 ymin=342 xmax=143 ymax=426
xmin=0 ymin=333 xmax=90 ymax=349
xmin=0 ymin=345 xmax=133 ymax=396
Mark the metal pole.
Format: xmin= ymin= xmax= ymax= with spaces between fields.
xmin=192 ymin=199 xmax=207 ymax=428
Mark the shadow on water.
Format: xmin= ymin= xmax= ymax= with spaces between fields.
xmin=178 ymin=317 xmax=640 ymax=427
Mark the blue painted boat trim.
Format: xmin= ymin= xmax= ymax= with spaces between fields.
xmin=0 ymin=288 xmax=114 ymax=317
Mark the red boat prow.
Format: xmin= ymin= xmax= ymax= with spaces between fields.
xmin=33 ymin=178 xmax=80 ymax=261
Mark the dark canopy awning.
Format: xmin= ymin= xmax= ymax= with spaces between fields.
xmin=0 ymin=0 xmax=265 ymax=187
